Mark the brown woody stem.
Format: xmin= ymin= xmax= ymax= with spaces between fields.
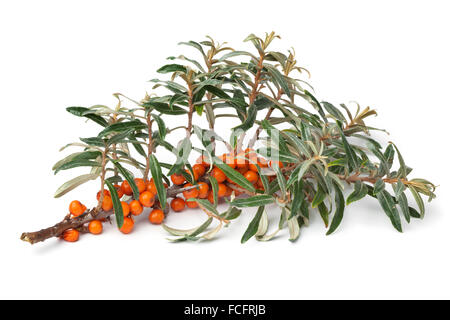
xmin=143 ymin=111 xmax=153 ymax=182
xmin=20 ymin=185 xmax=196 ymax=245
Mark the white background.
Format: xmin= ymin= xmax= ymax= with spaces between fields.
xmin=1 ymin=0 xmax=449 ymax=299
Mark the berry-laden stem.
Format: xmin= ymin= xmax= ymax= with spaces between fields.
xmin=20 ymin=184 xmax=196 ymax=245
xmin=143 ymin=111 xmax=153 ymax=182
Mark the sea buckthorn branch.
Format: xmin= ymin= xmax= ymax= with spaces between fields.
xmin=20 ymin=32 xmax=437 ymax=245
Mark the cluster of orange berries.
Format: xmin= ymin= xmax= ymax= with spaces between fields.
xmin=61 ymin=178 xmax=168 ymax=242
xmin=169 ymin=148 xmax=279 ymax=209
xmin=61 ymin=149 xmax=280 ymax=243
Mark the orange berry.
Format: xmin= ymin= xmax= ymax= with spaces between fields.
xmin=186 ymin=200 xmax=199 ymax=208
xmin=197 ymin=182 xmax=209 ymax=198
xmin=134 ymin=178 xmax=146 ymax=193
xmin=121 ymin=180 xmax=133 ymax=196
xmin=62 ymin=229 xmax=79 ymax=242
xmin=183 ymin=183 xmax=199 ymax=199
xmin=171 ymin=173 xmax=186 ymax=185
xmin=244 ymin=170 xmax=259 ymax=184
xmin=96 ymin=190 xmax=110 ymax=201
xmin=185 ymin=169 xmax=200 ymax=181
xmin=149 ymin=209 xmax=165 ymax=224
xmin=221 ymin=153 xmax=237 ymax=169
xmin=114 ymin=184 xmax=124 ymax=199
xmin=120 ymin=201 xmax=130 ymax=217
xmin=120 ymin=217 xmax=134 ymax=234
xmin=146 ymin=179 xmax=157 ymax=195
xmin=88 ymin=220 xmax=103 ymax=235
xmin=69 ymin=200 xmax=85 ymax=217
xmin=211 ymin=167 xmax=226 ymax=183
xmin=139 ymin=191 xmax=155 ymax=207
xmin=129 ymin=200 xmax=143 ymax=216
xmin=193 ymin=164 xmax=206 ymax=178
xmin=217 ymin=183 xmax=229 ymax=198
xmin=237 ymin=166 xmax=248 ymax=176
xmin=170 ymin=197 xmax=186 ymax=212
xmin=269 ymin=160 xmax=284 ymax=169
xmin=207 ymin=191 xmax=215 ymax=204
xmin=101 ymin=195 xmax=113 ymax=211
xmin=236 ymin=152 xmax=249 ymax=169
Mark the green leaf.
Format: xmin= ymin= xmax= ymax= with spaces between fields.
xmin=290 ymin=180 xmax=304 ymax=216
xmin=272 ymin=161 xmax=286 ymax=197
xmin=346 ymin=181 xmax=368 ymax=205
xmin=190 ymin=198 xmax=220 ymax=216
xmin=230 ymin=195 xmax=274 ymax=208
xmin=287 ymin=215 xmax=300 ymax=242
xmin=111 ymin=160 xmax=140 ymax=199
xmin=219 ymin=50 xmax=256 ymax=61
xmin=151 ymin=113 xmax=167 ymax=139
xmin=149 ymin=155 xmax=166 ymax=210
xmin=241 ymin=206 xmax=265 ymax=243
xmin=145 ymin=101 xmax=188 ymax=115
xmin=233 ymin=103 xmax=257 ymax=132
xmin=157 ymin=64 xmax=187 ymax=74
xmin=98 ymin=120 xmax=147 ymax=138
xmin=80 ymin=137 xmax=104 ymax=147
xmin=321 ymin=101 xmax=346 ymax=122
xmin=317 ymin=201 xmax=329 ymax=227
xmin=105 ymin=180 xmax=123 ymax=228
xmin=377 ymin=190 xmax=402 ymax=232
xmin=336 ymin=121 xmax=359 ymax=171
xmin=66 ymin=106 xmax=108 ymax=127
xmin=265 ymin=65 xmax=291 ymax=97
xmin=373 ymin=179 xmax=386 ymax=195
xmin=397 ymin=192 xmax=411 ymax=223
xmin=208 ymin=176 xmax=219 ymax=207
xmin=390 ymin=142 xmax=407 ymax=178
xmin=326 ymin=184 xmax=345 ymax=235
xmin=408 ymin=186 xmax=425 ymax=219
xmin=54 ymin=159 xmax=101 ymax=174
xmin=54 ymin=173 xmax=100 ymax=198
xmin=304 ymin=90 xmax=328 ymax=123
xmin=214 ymin=158 xmax=255 ymax=193
xmin=312 ymin=186 xmax=327 ymax=208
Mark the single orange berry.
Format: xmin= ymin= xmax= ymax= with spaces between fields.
xmin=171 ymin=173 xmax=186 ymax=185
xmin=146 ymin=179 xmax=157 ymax=195
xmin=183 ymin=183 xmax=199 ymax=199
xmin=102 ymin=195 xmax=113 ymax=211
xmin=69 ymin=200 xmax=85 ymax=217
xmin=121 ymin=180 xmax=133 ymax=196
xmin=186 ymin=199 xmax=199 ymax=208
xmin=217 ymin=183 xmax=229 ymax=198
xmin=197 ymin=182 xmax=209 ymax=198
xmin=139 ymin=191 xmax=155 ymax=207
xmin=120 ymin=201 xmax=130 ymax=217
xmin=148 ymin=209 xmax=165 ymax=224
xmin=237 ymin=166 xmax=248 ymax=176
xmin=269 ymin=160 xmax=284 ymax=169
xmin=134 ymin=178 xmax=146 ymax=193
xmin=129 ymin=200 xmax=143 ymax=216
xmin=88 ymin=220 xmax=103 ymax=235
xmin=62 ymin=229 xmax=79 ymax=242
xmin=211 ymin=167 xmax=226 ymax=183
xmin=193 ymin=164 xmax=206 ymax=178
xmin=114 ymin=184 xmax=124 ymax=199
xmin=96 ymin=190 xmax=110 ymax=201
xmin=207 ymin=191 xmax=215 ymax=204
xmin=244 ymin=170 xmax=259 ymax=184
xmin=170 ymin=197 xmax=186 ymax=212
xmin=120 ymin=217 xmax=134 ymax=234
xmin=236 ymin=152 xmax=249 ymax=169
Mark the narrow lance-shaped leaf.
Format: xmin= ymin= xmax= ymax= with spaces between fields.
xmin=408 ymin=186 xmax=425 ymax=219
xmin=149 ymin=154 xmax=166 ymax=210
xmin=346 ymin=180 xmax=368 ymax=205
xmin=377 ymin=190 xmax=402 ymax=232
xmin=336 ymin=121 xmax=359 ymax=172
xmin=230 ymin=195 xmax=274 ymax=208
xmin=326 ymin=184 xmax=345 ymax=235
xmin=214 ymin=158 xmax=255 ymax=193
xmin=105 ymin=180 xmax=123 ymax=228
xmin=241 ymin=206 xmax=265 ymax=244
xmin=112 ymin=160 xmax=140 ymax=199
